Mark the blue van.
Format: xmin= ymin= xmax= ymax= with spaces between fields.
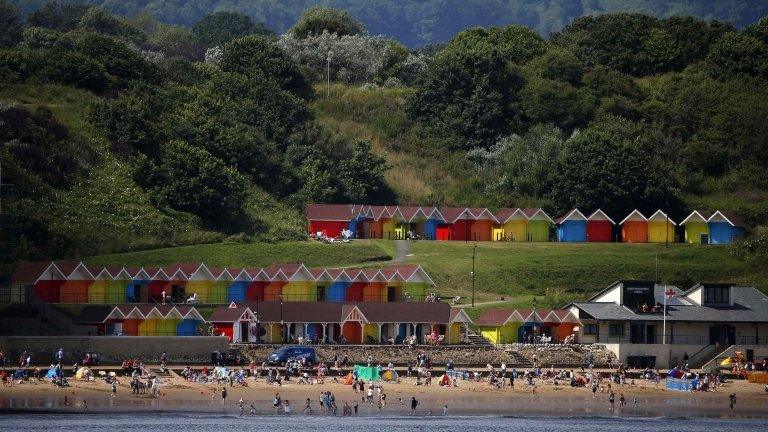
xmin=267 ymin=346 xmax=316 ymax=365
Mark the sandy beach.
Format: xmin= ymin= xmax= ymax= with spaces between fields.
xmin=2 ymin=368 xmax=767 ymax=418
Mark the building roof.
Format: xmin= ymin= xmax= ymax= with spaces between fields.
xmin=475 ymin=309 xmax=516 ymax=326
xmin=571 ymin=285 xmax=768 ymax=323
xmin=555 ymin=209 xmax=587 ymax=225
xmin=587 ymin=209 xmax=616 ymax=225
xmin=647 ymin=210 xmax=676 ymax=225
xmin=439 ymin=207 xmax=472 ymax=223
xmin=468 ymin=208 xmax=499 ymax=222
xmin=680 ymin=210 xmax=714 ymax=225
xmin=522 ymin=208 xmax=555 ymax=223
xmin=219 ymin=302 xmax=460 ymax=324
xmin=709 ymin=210 xmax=746 ymax=227
xmin=495 ymin=208 xmax=524 ymax=224
xmin=305 ymin=204 xmax=356 ymax=221
xmin=619 ymin=209 xmax=647 ymax=225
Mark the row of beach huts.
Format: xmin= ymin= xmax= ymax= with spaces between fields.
xmin=307 ymin=205 xmax=745 ymax=244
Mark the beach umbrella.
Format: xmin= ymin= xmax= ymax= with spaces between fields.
xmin=720 ymin=357 xmax=732 ymax=366
xmin=75 ymin=367 xmax=90 ymax=380
xmin=109 ymin=372 xmax=116 ymax=377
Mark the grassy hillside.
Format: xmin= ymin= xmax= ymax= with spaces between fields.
xmin=83 ymin=240 xmax=391 ymax=268
xmin=80 ymin=240 xmax=763 ymax=313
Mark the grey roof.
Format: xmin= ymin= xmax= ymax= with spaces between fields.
xmin=572 ymin=286 xmax=768 ymax=323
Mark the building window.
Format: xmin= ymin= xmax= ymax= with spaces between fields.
xmin=704 ymin=286 xmax=729 ymax=304
xmin=583 ymin=324 xmax=597 ymax=335
xmin=609 ymin=323 xmax=624 ymax=336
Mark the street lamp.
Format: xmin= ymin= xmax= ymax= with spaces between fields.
xmin=471 ymin=244 xmax=477 ymax=307
xmin=326 ymin=51 xmax=333 ymax=98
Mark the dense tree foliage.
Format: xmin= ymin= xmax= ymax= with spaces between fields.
xmin=10 ymin=1 xmax=768 ymax=47
xmin=0 ymin=0 xmax=23 ymax=47
xmin=191 ymin=11 xmax=272 ymax=48
xmin=290 ymin=7 xmax=363 ymax=38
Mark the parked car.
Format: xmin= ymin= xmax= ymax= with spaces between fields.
xmin=267 ymin=346 xmax=316 ymax=366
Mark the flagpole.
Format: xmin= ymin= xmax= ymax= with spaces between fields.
xmin=663 ymin=287 xmax=667 ymax=345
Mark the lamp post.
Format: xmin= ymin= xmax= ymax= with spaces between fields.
xmin=471 ymin=244 xmax=477 ymax=307
xmin=326 ymin=51 xmax=333 ymax=98
xmin=279 ymin=293 xmax=284 ymax=343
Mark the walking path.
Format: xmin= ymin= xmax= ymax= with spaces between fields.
xmin=393 ymin=240 xmax=410 ymax=263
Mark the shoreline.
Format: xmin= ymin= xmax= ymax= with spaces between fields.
xmin=2 ymin=376 xmax=767 ymax=419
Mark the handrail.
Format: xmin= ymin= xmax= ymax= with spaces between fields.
xmin=700 ymin=345 xmax=736 ymax=371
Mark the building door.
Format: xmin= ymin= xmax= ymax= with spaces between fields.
xmin=171 ymin=284 xmax=185 ymax=302
xmin=240 ymin=322 xmax=249 ymax=343
xmin=387 ymin=287 xmax=396 ymax=302
xmin=630 ymin=324 xmax=644 ymax=343
xmin=317 ymin=286 xmax=325 ymax=302
xmin=709 ymin=324 xmax=736 ymax=346
xmin=645 ymin=324 xmax=655 ymax=344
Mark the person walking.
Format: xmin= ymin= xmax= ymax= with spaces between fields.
xmin=238 ymin=398 xmax=244 ymax=416
xmin=304 ymin=398 xmax=313 ymax=414
xmin=410 ymin=396 xmax=418 ymax=414
xmin=284 ymin=400 xmax=292 ymax=415
xmin=729 ymin=393 xmax=737 ymax=414
xmin=221 ymin=387 xmax=227 ymax=405
xmin=111 ymin=379 xmax=118 ymax=398
xmin=608 ymin=392 xmax=615 ymax=412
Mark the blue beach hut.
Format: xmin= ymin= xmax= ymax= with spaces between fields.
xmin=556 ymin=209 xmax=588 ymax=242
xmin=707 ymin=211 xmax=746 ymax=244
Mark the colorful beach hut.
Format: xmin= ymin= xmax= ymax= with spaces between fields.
xmin=246 ymin=268 xmax=268 ymax=301
xmin=468 ymin=208 xmax=498 ymax=241
xmin=556 ymin=209 xmax=588 ymax=242
xmin=306 ymin=204 xmax=356 ymax=238
xmin=620 ymin=210 xmax=648 ymax=243
xmin=227 ymin=269 xmax=251 ymax=302
xmin=88 ymin=268 xmax=111 ymax=303
xmin=59 ymin=262 xmax=92 ymax=303
xmin=475 ymin=309 xmax=524 ymax=344
xmin=647 ymin=210 xmax=676 ymax=243
xmin=587 ymin=209 xmax=615 ymax=242
xmin=708 ymin=211 xmax=746 ymax=244
xmin=522 ymin=208 xmax=554 ymax=242
xmin=437 ymin=207 xmax=473 ymax=241
xmin=493 ymin=208 xmax=527 ymax=241
xmin=680 ymin=210 xmax=713 ymax=244
xmin=422 ymin=207 xmax=445 ymax=240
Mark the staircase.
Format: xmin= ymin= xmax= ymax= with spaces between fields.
xmin=467 ymin=333 xmax=493 ymax=346
xmin=504 ymin=349 xmax=532 ymax=366
xmin=699 ymin=345 xmax=736 ymax=371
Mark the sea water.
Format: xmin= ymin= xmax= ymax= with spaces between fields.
xmin=0 ymin=414 xmax=765 ymax=432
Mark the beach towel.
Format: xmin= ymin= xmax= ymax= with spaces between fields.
xmin=75 ymin=367 xmax=90 ymax=380
xmin=341 ymin=373 xmax=354 ymax=385
xmin=439 ymin=374 xmax=451 ymax=386
xmin=44 ymin=368 xmax=58 ymax=379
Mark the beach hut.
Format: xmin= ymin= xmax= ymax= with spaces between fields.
xmin=59 ymin=262 xmax=93 ymax=303
xmin=468 ymin=208 xmax=498 ymax=241
xmin=344 ymin=269 xmax=366 ymax=302
xmin=555 ymin=209 xmax=588 ymax=242
xmin=366 ymin=206 xmax=392 ymax=239
xmin=88 ymin=268 xmax=112 ymax=303
xmin=147 ymin=268 xmax=171 ymax=304
xmin=186 ymin=263 xmax=215 ymax=303
xmin=279 ymin=264 xmax=316 ymax=302
xmin=106 ymin=268 xmax=132 ymax=304
xmin=325 ymin=269 xmax=350 ymax=303
xmin=620 ymin=210 xmax=648 ymax=243
xmin=176 ymin=306 xmax=204 ymax=336
xmin=586 ymin=209 xmax=615 ymax=242
xmin=680 ymin=210 xmax=713 ymax=244
xmin=708 ymin=211 xmax=746 ymax=244
xmin=647 ymin=210 xmax=676 ymax=243
xmin=422 ymin=207 xmax=445 ymax=240
xmin=399 ymin=206 xmax=429 ymax=239
xmin=126 ymin=268 xmax=152 ymax=303
xmin=246 ymin=268 xmax=268 ymax=301
xmin=209 ymin=268 xmax=232 ymax=303
xmin=30 ymin=262 xmax=65 ymax=303
xmin=522 ymin=208 xmax=554 ymax=242
xmin=475 ymin=309 xmax=524 ymax=344
xmin=494 ymin=208 xmax=527 ymax=241
xmin=305 ymin=204 xmax=356 ymax=238
xmin=436 ymin=207 xmax=473 ymax=241
xmin=227 ymin=269 xmax=250 ymax=302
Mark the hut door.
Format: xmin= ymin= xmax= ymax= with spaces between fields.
xmin=240 ymin=322 xmax=249 ymax=343
xmin=387 ymin=286 xmax=396 ymax=302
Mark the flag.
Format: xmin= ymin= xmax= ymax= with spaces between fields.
xmin=665 ymin=288 xmax=676 ymax=298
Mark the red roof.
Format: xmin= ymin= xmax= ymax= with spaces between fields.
xmin=398 ymin=206 xmax=422 ymax=221
xmin=475 ymin=309 xmax=515 ymax=326
xmin=439 ymin=207 xmax=470 ymax=223
xmin=495 ymin=208 xmax=520 ymax=223
xmin=305 ymin=204 xmax=356 ymax=221
xmin=11 ymin=261 xmax=56 ymax=285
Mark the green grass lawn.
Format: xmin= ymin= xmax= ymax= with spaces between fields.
xmin=83 ymin=240 xmax=392 ymax=269
xmin=403 ymin=241 xmax=766 ymax=308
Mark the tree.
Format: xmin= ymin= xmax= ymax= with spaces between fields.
xmin=290 ymin=7 xmax=364 ymax=39
xmin=524 ymin=48 xmax=584 ymax=85
xmin=520 ymin=78 xmax=594 ymax=131
xmin=220 ymin=35 xmax=313 ymax=99
xmin=0 ymin=0 xmax=22 ymax=47
xmin=706 ymin=32 xmax=768 ymax=80
xmin=90 ymin=88 xmax=164 ymax=156
xmin=338 ymin=140 xmax=392 ymax=203
xmin=27 ymin=1 xmax=90 ymax=31
xmin=152 ymin=140 xmax=247 ymax=229
xmin=549 ymin=116 xmax=676 ymax=216
xmin=192 ymin=11 xmax=270 ymax=47
xmin=149 ymin=25 xmax=204 ymax=60
xmin=34 ymin=49 xmax=110 ymax=93
xmin=71 ymin=32 xmax=157 ymax=84
xmin=442 ymin=25 xmax=546 ymax=65
xmin=77 ymin=6 xmax=145 ymax=43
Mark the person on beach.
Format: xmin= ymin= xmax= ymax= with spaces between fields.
xmin=250 ymin=404 xmax=256 ymax=415
xmin=442 ymin=405 xmax=448 ymax=416
xmin=284 ymin=400 xmax=291 ymax=415
xmin=729 ymin=393 xmax=737 ymax=414
xmin=273 ymin=393 xmax=282 ymax=414
xmin=304 ymin=398 xmax=313 ymax=414
xmin=592 ymin=381 xmax=598 ymax=399
xmin=354 ymin=402 xmax=358 ymax=415
xmin=238 ymin=398 xmax=244 ymax=416
xmin=410 ymin=396 xmax=418 ymax=414
xmin=82 ymin=400 xmax=87 ymax=412
xmin=619 ymin=393 xmax=626 ymax=409
xmin=608 ymin=392 xmax=615 ymax=412
xmin=221 ymin=387 xmax=227 ymax=405
xmin=111 ymin=379 xmax=118 ymax=398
